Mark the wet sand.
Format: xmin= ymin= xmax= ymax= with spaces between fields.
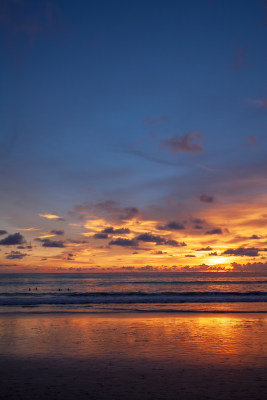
xmin=0 ymin=313 xmax=267 ymax=399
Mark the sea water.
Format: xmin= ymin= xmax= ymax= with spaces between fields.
xmin=0 ymin=272 xmax=267 ymax=313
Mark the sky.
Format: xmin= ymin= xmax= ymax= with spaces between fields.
xmin=1 ymin=0 xmax=267 ymax=273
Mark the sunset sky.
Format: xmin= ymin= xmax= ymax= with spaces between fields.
xmin=1 ymin=0 xmax=267 ymax=272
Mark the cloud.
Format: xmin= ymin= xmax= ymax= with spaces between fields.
xmin=15 ymin=227 xmax=39 ymax=232
xmin=223 ymin=247 xmax=259 ymax=257
xmin=135 ymin=233 xmax=186 ymax=247
xmin=0 ymin=0 xmax=63 ymax=48
xmin=109 ymin=238 xmax=137 ymax=247
xmin=74 ymin=201 xmax=140 ymax=222
xmin=94 ymin=233 xmax=109 ymax=239
xmin=0 ymin=232 xmax=25 ymax=245
xmin=208 ymin=252 xmax=218 ymax=256
xmin=161 ymin=130 xmax=203 ymax=154
xmin=165 ymin=239 xmax=186 ymax=247
xmin=35 ymin=238 xmax=65 ymax=248
xmin=50 ymin=230 xmax=64 ymax=235
xmin=67 ymin=253 xmax=74 ymax=261
xmin=6 ymin=251 xmax=27 ymax=260
xmin=136 ymin=233 xmax=165 ymax=244
xmin=125 ymin=149 xmax=181 ymax=166
xmin=233 ymin=45 xmax=248 ymax=69
xmin=0 ymin=230 xmax=7 ymax=236
xmin=205 ymin=228 xmax=222 ymax=235
xmin=246 ymin=135 xmax=258 ymax=147
xmin=142 ymin=115 xmax=168 ymax=124
xmin=17 ymin=245 xmax=32 ymax=250
xmin=157 ymin=221 xmax=185 ymax=230
xmin=199 ymin=194 xmax=214 ymax=203
xmin=103 ymin=227 xmax=130 ymax=234
xmin=197 ymin=246 xmax=213 ymax=251
xmin=39 ymin=213 xmax=62 ymax=219
xmin=192 ymin=218 xmax=206 ymax=229
xmin=250 ymin=235 xmax=260 ymax=239
xmin=120 ymin=207 xmax=139 ymax=220
xmin=231 ymin=262 xmax=267 ymax=273
xmin=249 ymin=98 xmax=267 ymax=108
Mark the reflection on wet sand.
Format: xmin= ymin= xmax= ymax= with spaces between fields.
xmin=1 ymin=313 xmax=267 ymax=368
xmin=1 ymin=313 xmax=267 ymax=400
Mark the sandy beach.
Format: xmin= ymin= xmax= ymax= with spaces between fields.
xmin=1 ymin=313 xmax=267 ymax=400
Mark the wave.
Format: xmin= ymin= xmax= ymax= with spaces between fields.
xmin=1 ymin=291 xmax=267 ymax=306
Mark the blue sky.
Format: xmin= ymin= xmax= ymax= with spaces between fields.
xmin=1 ymin=0 xmax=267 ymax=272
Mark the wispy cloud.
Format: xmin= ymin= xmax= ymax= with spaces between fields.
xmin=249 ymin=98 xmax=267 ymax=108
xmin=39 ymin=213 xmax=63 ymax=220
xmin=246 ymin=135 xmax=259 ymax=147
xmin=232 ymin=45 xmax=248 ymax=69
xmin=199 ymin=194 xmax=214 ymax=203
xmin=161 ymin=131 xmax=204 ymax=154
xmin=15 ymin=227 xmax=39 ymax=231
xmin=6 ymin=251 xmax=27 ymax=260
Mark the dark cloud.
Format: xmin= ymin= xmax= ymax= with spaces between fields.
xmin=165 ymin=239 xmax=186 ymax=247
xmin=67 ymin=239 xmax=88 ymax=244
xmin=200 ymin=194 xmax=214 ymax=203
xmin=136 ymin=233 xmax=165 ymax=244
xmin=50 ymin=230 xmax=64 ymax=235
xmin=109 ymin=238 xmax=137 ymax=247
xmin=205 ymin=228 xmax=222 ymax=235
xmin=94 ymin=233 xmax=109 ymax=239
xmin=120 ymin=207 xmax=139 ymax=220
xmin=6 ymin=251 xmax=27 ymax=260
xmin=223 ymin=247 xmax=259 ymax=257
xmin=0 ymin=232 xmax=25 ymax=246
xmin=209 ymin=252 xmax=218 ymax=256
xmin=17 ymin=245 xmax=32 ymax=249
xmin=157 ymin=221 xmax=185 ymax=230
xmin=161 ymin=130 xmax=203 ymax=154
xmin=35 ymin=238 xmax=65 ymax=248
xmin=135 ymin=233 xmax=186 ymax=247
xmin=103 ymin=227 xmax=130 ymax=234
xmin=193 ymin=218 xmax=205 ymax=225
xmin=231 ymin=262 xmax=267 ymax=273
xmin=192 ymin=218 xmax=205 ymax=230
xmin=67 ymin=253 xmax=74 ymax=261
xmin=0 ymin=230 xmax=7 ymax=236
xmin=250 ymin=235 xmax=260 ymax=239
xmin=185 ymin=255 xmax=195 ymax=257
xmin=197 ymin=246 xmax=213 ymax=251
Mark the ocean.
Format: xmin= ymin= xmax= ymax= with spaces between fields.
xmin=0 ymin=272 xmax=267 ymax=313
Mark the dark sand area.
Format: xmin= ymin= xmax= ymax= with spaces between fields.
xmin=1 ymin=313 xmax=267 ymax=399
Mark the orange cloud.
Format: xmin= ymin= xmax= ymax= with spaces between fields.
xmin=39 ymin=213 xmax=62 ymax=219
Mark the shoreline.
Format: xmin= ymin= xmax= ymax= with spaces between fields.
xmin=1 ymin=308 xmax=267 ymax=316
